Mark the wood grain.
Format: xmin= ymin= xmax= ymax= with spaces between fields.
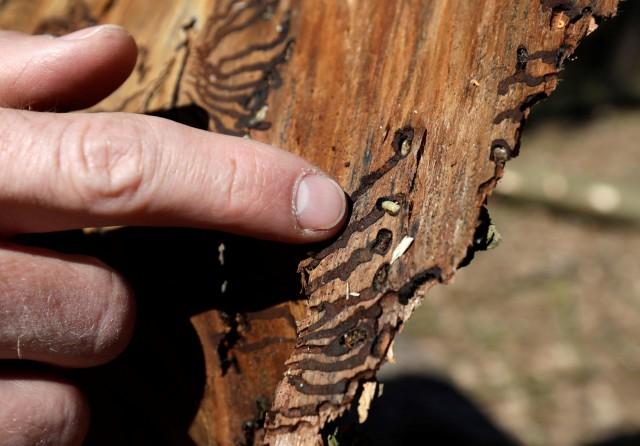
xmin=0 ymin=1 xmax=619 ymax=445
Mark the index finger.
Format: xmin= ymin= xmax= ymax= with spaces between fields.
xmin=0 ymin=109 xmax=347 ymax=243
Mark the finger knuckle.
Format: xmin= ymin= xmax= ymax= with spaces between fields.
xmin=90 ymin=268 xmax=135 ymax=364
xmin=0 ymin=381 xmax=88 ymax=446
xmin=60 ymin=114 xmax=156 ymax=214
xmin=217 ymin=148 xmax=265 ymax=220
xmin=46 ymin=384 xmax=89 ymax=446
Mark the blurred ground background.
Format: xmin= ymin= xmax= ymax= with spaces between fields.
xmin=367 ymin=2 xmax=640 ymax=445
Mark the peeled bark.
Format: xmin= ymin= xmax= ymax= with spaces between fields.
xmin=0 ymin=0 xmax=619 ymax=445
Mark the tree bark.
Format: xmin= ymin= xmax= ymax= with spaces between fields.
xmin=0 ymin=0 xmax=619 ymax=445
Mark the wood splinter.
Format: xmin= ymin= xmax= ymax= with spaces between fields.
xmin=381 ymin=200 xmax=401 ymax=215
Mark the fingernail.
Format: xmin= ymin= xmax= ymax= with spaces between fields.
xmin=295 ymin=174 xmax=347 ymax=231
xmin=59 ymin=24 xmax=124 ymax=41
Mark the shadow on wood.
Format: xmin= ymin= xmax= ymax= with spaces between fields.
xmin=16 ymin=227 xmax=312 ymax=445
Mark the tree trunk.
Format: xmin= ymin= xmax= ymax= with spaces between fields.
xmin=0 ymin=0 xmax=619 ymax=445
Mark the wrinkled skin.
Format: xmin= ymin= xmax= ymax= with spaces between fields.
xmin=0 ymin=25 xmax=346 ymax=445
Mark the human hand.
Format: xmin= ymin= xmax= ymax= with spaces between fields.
xmin=0 ymin=25 xmax=347 ymax=445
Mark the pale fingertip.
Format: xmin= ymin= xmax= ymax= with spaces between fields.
xmin=294 ymin=173 xmax=347 ymax=232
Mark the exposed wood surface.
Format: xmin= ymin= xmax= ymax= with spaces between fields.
xmin=0 ymin=0 xmax=619 ymax=445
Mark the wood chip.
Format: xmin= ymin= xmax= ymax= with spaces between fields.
xmin=255 ymin=105 xmax=269 ymax=121
xmin=381 ymin=200 xmax=401 ymax=215
xmin=357 ymin=382 xmax=377 ymax=423
xmin=82 ymin=226 xmax=122 ymax=235
xmin=400 ymin=139 xmax=411 ymax=156
xmin=386 ymin=342 xmax=396 ymax=364
xmin=390 ymin=236 xmax=414 ymax=264
xmin=249 ymin=105 xmax=269 ymax=126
